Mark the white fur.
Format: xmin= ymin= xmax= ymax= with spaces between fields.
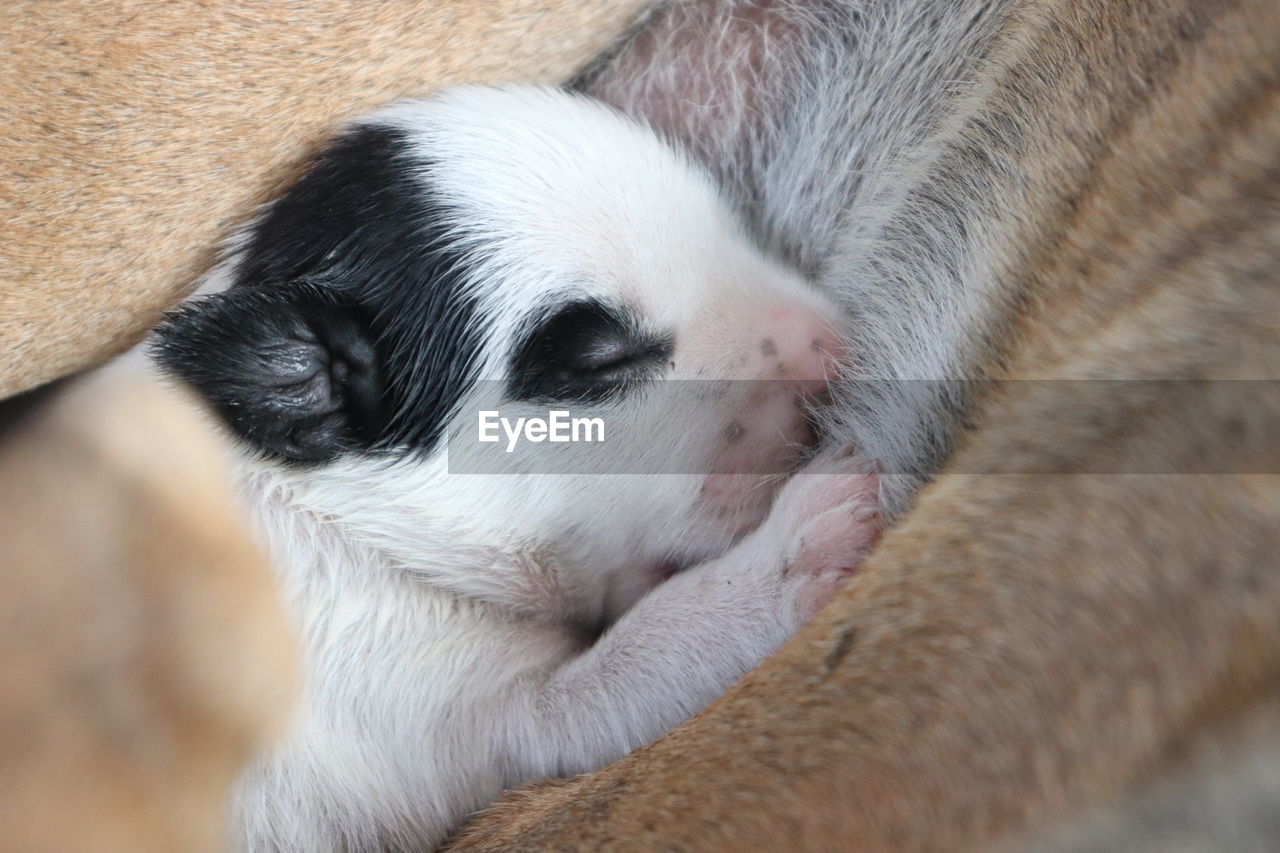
xmin=212 ymin=86 xmax=879 ymax=851
xmin=193 ymin=0 xmax=1025 ymax=841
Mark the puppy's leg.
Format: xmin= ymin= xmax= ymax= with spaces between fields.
xmin=519 ymin=449 xmax=879 ymax=777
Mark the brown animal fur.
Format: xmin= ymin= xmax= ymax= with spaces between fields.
xmin=0 ymin=361 xmax=295 ymax=853
xmin=446 ymin=1 xmax=1280 ymax=850
xmin=0 ymin=3 xmax=647 ymax=849
xmin=0 ymin=0 xmax=650 ymax=397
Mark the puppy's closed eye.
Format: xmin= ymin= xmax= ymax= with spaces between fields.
xmin=507 ymin=299 xmax=673 ymax=403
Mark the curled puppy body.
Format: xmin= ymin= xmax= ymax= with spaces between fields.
xmin=154 ymin=85 xmax=880 ymax=852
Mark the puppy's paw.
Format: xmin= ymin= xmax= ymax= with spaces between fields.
xmin=766 ymin=446 xmax=881 ymax=623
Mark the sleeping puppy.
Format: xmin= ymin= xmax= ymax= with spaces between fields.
xmin=154 ymin=85 xmax=880 ymax=852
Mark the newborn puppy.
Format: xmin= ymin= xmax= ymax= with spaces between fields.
xmin=154 ymin=85 xmax=880 ymax=852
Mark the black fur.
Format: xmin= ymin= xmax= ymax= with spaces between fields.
xmin=155 ymin=286 xmax=384 ymax=461
xmin=153 ymin=124 xmax=483 ymax=462
xmin=508 ymin=299 xmax=672 ymax=404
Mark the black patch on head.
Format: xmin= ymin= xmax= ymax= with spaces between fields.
xmin=153 ymin=124 xmax=483 ymax=462
xmin=508 ymin=299 xmax=673 ymax=404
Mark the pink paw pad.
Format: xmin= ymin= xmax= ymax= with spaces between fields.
xmin=773 ymin=447 xmax=882 ymax=620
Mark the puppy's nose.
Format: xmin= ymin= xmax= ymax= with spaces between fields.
xmin=758 ymin=305 xmax=843 ymax=393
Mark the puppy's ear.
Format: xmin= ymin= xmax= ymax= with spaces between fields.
xmin=152 ymin=287 xmax=386 ymax=462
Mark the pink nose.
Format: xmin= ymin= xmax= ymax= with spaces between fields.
xmin=760 ymin=305 xmax=843 ymax=394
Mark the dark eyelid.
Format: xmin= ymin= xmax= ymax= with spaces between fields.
xmin=580 ymin=335 xmax=672 ymax=372
xmin=507 ymin=299 xmax=672 ymax=403
xmin=581 ymin=337 xmax=634 ymax=370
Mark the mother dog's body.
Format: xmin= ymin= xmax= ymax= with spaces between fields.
xmin=449 ymin=0 xmax=1280 ymax=850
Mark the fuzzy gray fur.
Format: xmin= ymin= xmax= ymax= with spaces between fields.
xmin=583 ymin=0 xmax=1016 ymax=512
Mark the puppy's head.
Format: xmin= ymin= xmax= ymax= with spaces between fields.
xmin=156 ymin=86 xmax=842 ymax=607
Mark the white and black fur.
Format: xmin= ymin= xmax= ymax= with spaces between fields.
xmin=154 ymin=0 xmax=1055 ymax=847
xmin=155 ymin=85 xmax=881 ymax=852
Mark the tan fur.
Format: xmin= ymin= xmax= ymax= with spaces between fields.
xmin=0 ymin=4 xmax=647 ymax=849
xmin=0 ymin=0 xmax=649 ymax=397
xmin=446 ymin=1 xmax=1280 ymax=850
xmin=0 ymin=363 xmax=296 ymax=853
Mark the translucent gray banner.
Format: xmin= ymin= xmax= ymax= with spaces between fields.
xmin=444 ymin=380 xmax=1280 ymax=475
